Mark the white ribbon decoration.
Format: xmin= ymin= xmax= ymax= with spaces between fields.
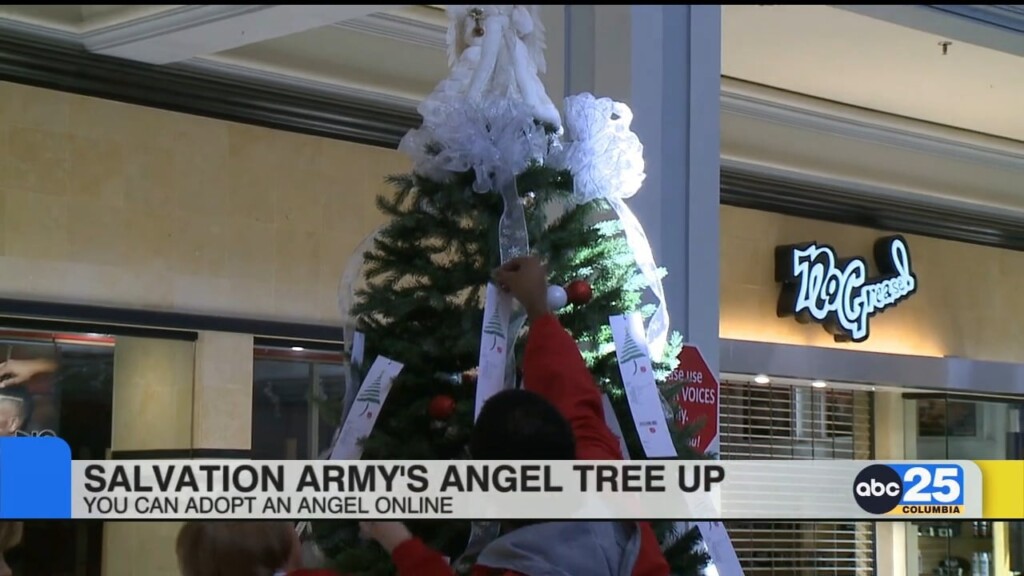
xmin=550 ymin=92 xmax=670 ymax=359
xmin=399 ymin=97 xmax=549 ymax=193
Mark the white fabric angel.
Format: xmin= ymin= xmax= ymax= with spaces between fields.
xmin=418 ymin=5 xmax=561 ymax=130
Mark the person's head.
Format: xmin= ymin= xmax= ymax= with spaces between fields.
xmin=176 ymin=521 xmax=302 ymax=576
xmin=0 ymin=521 xmax=24 ymax=576
xmin=0 ymin=387 xmax=31 ymax=437
xmin=470 ymin=389 xmax=575 ymax=460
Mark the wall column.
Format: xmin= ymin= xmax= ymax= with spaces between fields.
xmin=102 ymin=331 xmax=254 ymax=576
xmin=875 ymin=391 xmax=909 ymax=576
xmin=104 ymin=336 xmax=196 ymax=576
xmin=191 ymin=331 xmax=254 ymax=451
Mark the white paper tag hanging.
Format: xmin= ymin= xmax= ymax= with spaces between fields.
xmin=696 ymin=522 xmax=746 ymax=576
xmin=601 ymin=394 xmax=631 ymax=459
xmin=350 ymin=332 xmax=366 ymax=366
xmin=609 ymin=313 xmax=677 ymax=458
xmin=329 ymin=356 xmax=403 ymax=461
xmin=474 ymin=283 xmax=515 ymax=419
xmin=328 ymin=331 xmax=367 ymax=458
xmin=341 ymin=332 xmax=367 ymax=421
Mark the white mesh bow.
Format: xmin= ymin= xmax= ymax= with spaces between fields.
xmin=552 ymin=92 xmax=670 ymax=358
xmin=555 ymin=92 xmax=646 ymax=204
xmin=399 ymin=97 xmax=548 ymax=192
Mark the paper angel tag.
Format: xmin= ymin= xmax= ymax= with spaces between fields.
xmin=342 ymin=331 xmax=367 ymax=420
xmin=601 ymin=394 xmax=631 ymax=459
xmin=609 ymin=313 xmax=676 ymax=458
xmin=697 ymin=522 xmax=745 ymax=576
xmin=327 ymin=331 xmax=367 ymax=458
xmin=329 ymin=356 xmax=403 ymax=461
xmin=474 ymin=283 xmax=515 ymax=419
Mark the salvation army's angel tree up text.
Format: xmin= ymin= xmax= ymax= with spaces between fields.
xmin=73 ymin=461 xmax=726 ymax=520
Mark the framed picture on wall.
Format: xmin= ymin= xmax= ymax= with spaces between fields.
xmin=917 ymin=399 xmax=978 ymax=437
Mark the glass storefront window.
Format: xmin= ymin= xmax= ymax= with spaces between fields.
xmin=0 ymin=329 xmax=115 ymax=576
xmin=904 ymin=395 xmax=1024 ymax=576
xmin=251 ymin=346 xmax=346 ymax=460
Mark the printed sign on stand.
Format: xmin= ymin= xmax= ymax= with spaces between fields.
xmin=670 ymin=345 xmax=720 ymax=455
xmin=669 ymin=346 xmax=741 ymax=575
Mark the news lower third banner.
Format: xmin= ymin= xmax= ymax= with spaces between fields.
xmin=1 ymin=438 xmax=1022 ymax=521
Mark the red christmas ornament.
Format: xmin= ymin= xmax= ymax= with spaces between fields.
xmin=565 ymin=279 xmax=593 ymax=305
xmin=428 ymin=394 xmax=457 ymax=421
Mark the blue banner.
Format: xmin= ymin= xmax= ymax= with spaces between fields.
xmin=0 ymin=437 xmax=72 ymax=519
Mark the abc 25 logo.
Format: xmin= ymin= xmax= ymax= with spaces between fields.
xmin=853 ymin=464 xmax=964 ymax=515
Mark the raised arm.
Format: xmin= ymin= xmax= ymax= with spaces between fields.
xmin=0 ymin=358 xmax=58 ymax=387
xmin=493 ymin=257 xmax=623 ymax=460
xmin=358 ymin=522 xmax=456 ymax=576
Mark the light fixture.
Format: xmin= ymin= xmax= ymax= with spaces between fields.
xmin=753 ymin=374 xmax=771 ymax=385
xmin=811 ymin=380 xmax=827 ymax=388
xmin=291 ymin=346 xmax=305 ymax=352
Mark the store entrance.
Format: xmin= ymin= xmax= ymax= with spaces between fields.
xmin=904 ymin=394 xmax=1024 ymax=576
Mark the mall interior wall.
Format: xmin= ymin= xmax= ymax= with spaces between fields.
xmin=0 ymin=80 xmax=403 ymax=323
xmin=0 ymin=80 xmax=403 ymax=576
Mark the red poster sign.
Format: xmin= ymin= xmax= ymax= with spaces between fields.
xmin=669 ymin=345 xmax=719 ymax=455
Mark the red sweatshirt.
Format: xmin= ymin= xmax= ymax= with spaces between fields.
xmin=390 ymin=314 xmax=670 ymax=576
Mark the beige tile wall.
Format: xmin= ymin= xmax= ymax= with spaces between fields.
xmin=721 ymin=205 xmax=1024 ymax=363
xmin=110 ymin=336 xmax=195 ymax=451
xmin=2 ymin=81 xmax=1018 ymax=362
xmin=0 ymin=82 xmax=408 ymax=324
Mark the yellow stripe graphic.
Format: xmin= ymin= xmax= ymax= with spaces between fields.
xmin=975 ymin=460 xmax=1024 ymax=519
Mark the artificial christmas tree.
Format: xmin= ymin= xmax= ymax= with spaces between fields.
xmin=313 ymin=5 xmax=712 ymax=575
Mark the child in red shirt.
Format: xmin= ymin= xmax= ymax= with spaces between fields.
xmin=360 ymin=256 xmax=669 ymax=576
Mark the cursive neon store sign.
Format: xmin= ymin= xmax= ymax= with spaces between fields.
xmin=775 ymin=235 xmax=917 ymax=343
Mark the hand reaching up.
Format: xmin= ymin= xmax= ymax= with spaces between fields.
xmin=359 ymin=521 xmax=413 ymax=554
xmin=491 ymin=256 xmax=549 ymax=320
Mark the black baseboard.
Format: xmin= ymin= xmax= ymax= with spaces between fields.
xmin=720 ymin=169 xmax=1024 ymax=253
xmin=0 ymin=298 xmax=343 ymax=343
xmin=0 ymin=29 xmax=418 ymax=149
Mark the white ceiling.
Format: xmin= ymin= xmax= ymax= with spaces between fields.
xmin=723 ymin=5 xmax=1024 ymax=143
xmin=2 ymin=4 xmax=1020 ymax=144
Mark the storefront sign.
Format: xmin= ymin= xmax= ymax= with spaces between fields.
xmin=669 ymin=345 xmax=719 ymax=455
xmin=775 ymin=235 xmax=917 ymax=343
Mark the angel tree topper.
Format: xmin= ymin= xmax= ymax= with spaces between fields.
xmin=418 ymin=5 xmax=561 ymax=130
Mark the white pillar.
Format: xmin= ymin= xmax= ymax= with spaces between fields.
xmin=564 ymin=10 xmax=737 ymax=573
xmin=565 ymin=4 xmax=722 ymax=372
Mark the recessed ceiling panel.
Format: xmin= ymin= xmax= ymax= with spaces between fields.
xmin=723 ymin=5 xmax=1024 ymax=142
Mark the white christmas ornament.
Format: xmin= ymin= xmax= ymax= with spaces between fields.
xmin=546 ymin=284 xmax=568 ymax=310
